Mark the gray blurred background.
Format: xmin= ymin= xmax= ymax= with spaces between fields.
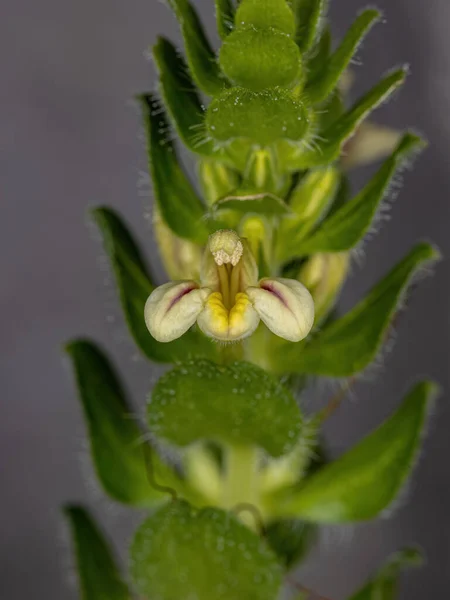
xmin=1 ymin=0 xmax=449 ymax=598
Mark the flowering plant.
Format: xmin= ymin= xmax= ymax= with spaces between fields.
xmin=64 ymin=1 xmax=439 ymax=599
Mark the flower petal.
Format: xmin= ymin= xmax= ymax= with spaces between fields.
xmin=247 ymin=278 xmax=315 ymax=342
xmin=144 ymin=281 xmax=209 ymax=342
xmin=197 ymin=292 xmax=260 ymax=341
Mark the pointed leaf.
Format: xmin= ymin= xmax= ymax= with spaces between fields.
xmin=292 ymin=133 xmax=426 ymax=257
xmin=153 ymin=37 xmax=214 ymax=155
xmin=292 ymin=0 xmax=328 ymax=52
xmin=148 ymin=359 xmax=302 ymax=457
xmin=270 ymin=381 xmax=437 ymax=522
xmin=271 ymin=243 xmax=439 ymax=376
xmin=215 ymin=0 xmax=235 ymax=39
xmin=65 ymin=340 xmax=206 ymax=506
xmin=64 ymin=506 xmax=131 ymax=600
xmin=287 ymin=68 xmax=406 ymax=170
xmin=306 ymin=25 xmax=331 ymax=79
xmin=139 ymin=94 xmax=210 ymax=244
xmin=167 ymin=0 xmax=227 ymax=95
xmin=305 ymin=9 xmax=380 ymax=104
xmin=349 ymin=547 xmax=424 ymax=600
xmin=130 ymin=500 xmax=283 ymax=600
xmin=92 ymin=207 xmax=217 ymax=363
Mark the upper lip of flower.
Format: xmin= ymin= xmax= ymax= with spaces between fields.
xmin=145 ymin=229 xmax=315 ymax=344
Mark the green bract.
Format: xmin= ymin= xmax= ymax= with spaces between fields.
xmin=65 ymin=1 xmax=439 ymax=599
xmin=148 ymin=359 xmax=302 ymax=457
xmin=130 ymin=500 xmax=283 ymax=600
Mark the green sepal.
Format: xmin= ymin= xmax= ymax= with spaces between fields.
xmin=305 ymin=9 xmax=380 ymax=104
xmin=198 ymin=159 xmax=241 ymax=205
xmin=271 ymin=243 xmax=439 ymax=376
xmin=153 ymin=37 xmax=213 ymax=155
xmin=65 ymin=340 xmax=206 ymax=507
xmin=276 ymin=166 xmax=340 ymax=262
xmin=348 ymin=547 xmax=424 ymax=600
xmin=235 ymin=0 xmax=296 ymax=35
xmin=291 ymin=0 xmax=328 ymax=52
xmin=219 ymin=28 xmax=301 ymax=91
xmin=284 ymin=68 xmax=406 ymax=171
xmin=167 ymin=0 xmax=228 ymax=95
xmin=148 ymin=359 xmax=302 ymax=457
xmin=206 ymin=87 xmax=310 ymax=146
xmin=215 ymin=0 xmax=235 ymax=39
xmin=211 ymin=190 xmax=291 ymax=219
xmin=291 ymin=133 xmax=426 ymax=257
xmin=139 ymin=94 xmax=209 ymax=244
xmin=92 ymin=207 xmax=217 ymax=363
xmin=64 ymin=506 xmax=131 ymax=600
xmin=130 ymin=500 xmax=283 ymax=600
xmin=269 ymin=381 xmax=438 ymax=522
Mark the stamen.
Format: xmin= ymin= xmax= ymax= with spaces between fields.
xmin=218 ymin=264 xmax=231 ymax=309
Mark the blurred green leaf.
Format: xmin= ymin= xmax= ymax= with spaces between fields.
xmin=167 ymin=0 xmax=228 ymax=95
xmin=139 ymin=94 xmax=210 ymax=244
xmin=266 ymin=519 xmax=317 ymax=569
xmin=287 ymin=68 xmax=406 ymax=170
xmin=270 ymin=381 xmax=437 ymax=521
xmin=92 ymin=207 xmax=216 ymax=363
xmin=305 ymin=9 xmax=380 ymax=104
xmin=291 ymin=133 xmax=426 ymax=256
xmin=64 ymin=506 xmax=131 ymax=600
xmin=349 ymin=547 xmax=424 ymax=599
xmin=65 ymin=340 xmax=206 ymax=506
xmin=215 ymin=0 xmax=235 ymax=39
xmin=292 ymin=0 xmax=327 ymax=52
xmin=148 ymin=359 xmax=302 ymax=457
xmin=153 ymin=37 xmax=214 ymax=155
xmin=271 ymin=243 xmax=439 ymax=376
xmin=130 ymin=500 xmax=283 ymax=600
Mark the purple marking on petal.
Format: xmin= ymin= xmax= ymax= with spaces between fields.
xmin=166 ymin=284 xmax=198 ymax=313
xmin=260 ymin=281 xmax=288 ymax=307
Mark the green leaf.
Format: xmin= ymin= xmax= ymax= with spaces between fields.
xmin=291 ymin=0 xmax=328 ymax=52
xmin=305 ymin=9 xmax=380 ymax=104
xmin=271 ymin=243 xmax=439 ymax=376
xmin=306 ymin=25 xmax=331 ymax=78
xmin=206 ymin=87 xmax=310 ymax=146
xmin=65 ymin=340 xmax=206 ymax=506
xmin=153 ymin=37 xmax=214 ymax=155
xmin=235 ymin=0 xmax=296 ymax=35
xmin=215 ymin=0 xmax=235 ymax=39
xmin=130 ymin=500 xmax=283 ymax=600
xmin=269 ymin=381 xmax=438 ymax=522
xmin=291 ymin=133 xmax=426 ymax=256
xmin=167 ymin=0 xmax=228 ymax=95
xmin=64 ymin=506 xmax=131 ymax=600
xmin=139 ymin=94 xmax=210 ymax=244
xmin=92 ymin=207 xmax=216 ymax=363
xmin=212 ymin=190 xmax=291 ymax=217
xmin=349 ymin=547 xmax=424 ymax=600
xmin=286 ymin=68 xmax=406 ymax=170
xmin=148 ymin=359 xmax=302 ymax=457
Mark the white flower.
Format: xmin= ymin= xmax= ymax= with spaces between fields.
xmin=145 ymin=230 xmax=315 ymax=343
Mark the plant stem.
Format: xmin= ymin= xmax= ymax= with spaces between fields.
xmin=223 ymin=444 xmax=259 ymax=511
